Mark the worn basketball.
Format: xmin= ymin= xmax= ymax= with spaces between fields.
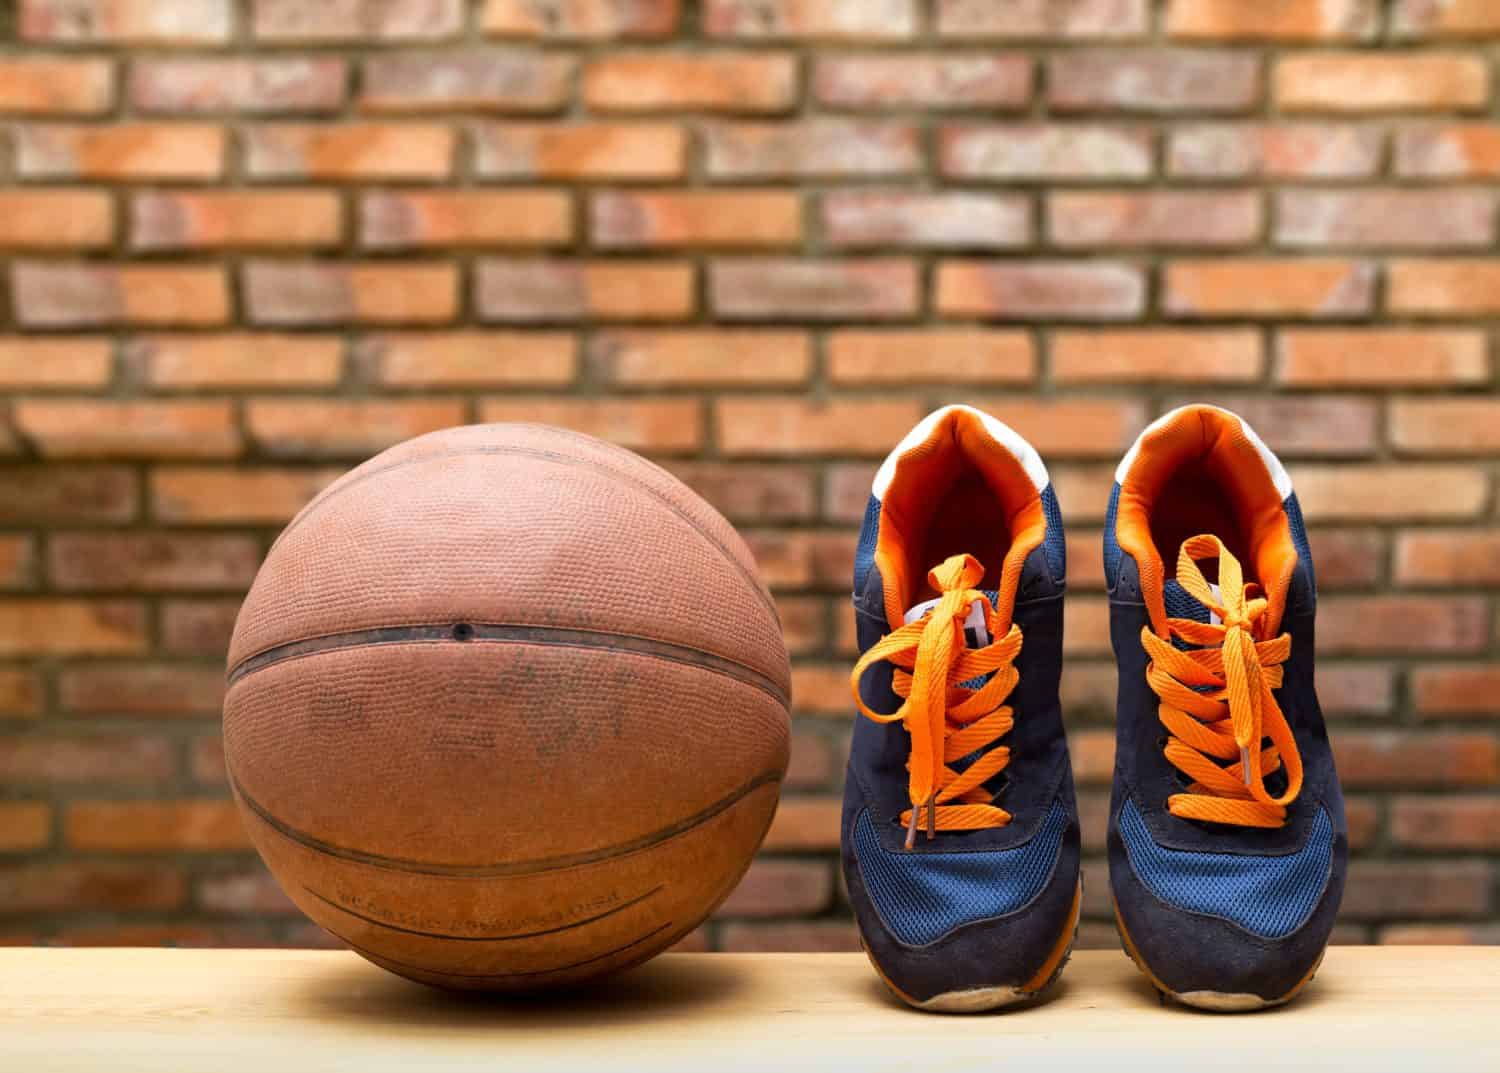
xmin=223 ymin=424 xmax=791 ymax=990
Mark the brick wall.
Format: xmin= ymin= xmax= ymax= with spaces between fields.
xmin=2 ymin=0 xmax=1499 ymax=951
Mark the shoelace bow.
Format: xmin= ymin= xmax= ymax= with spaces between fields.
xmin=850 ymin=553 xmax=1023 ymax=848
xmin=1141 ymin=534 xmax=1303 ymax=829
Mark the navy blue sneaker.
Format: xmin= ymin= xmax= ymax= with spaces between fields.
xmin=1105 ymin=404 xmax=1347 ymax=1011
xmin=843 ymin=405 xmax=1081 ymax=1012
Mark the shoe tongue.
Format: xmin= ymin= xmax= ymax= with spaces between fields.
xmin=1163 ymin=577 xmax=1222 ymax=627
xmin=903 ymin=592 xmax=996 ymax=648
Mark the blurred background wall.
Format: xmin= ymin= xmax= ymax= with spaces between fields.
xmin=1 ymin=0 xmax=1499 ymax=950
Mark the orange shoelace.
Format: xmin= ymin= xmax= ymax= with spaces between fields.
xmin=1141 ymin=534 xmax=1303 ymax=829
xmin=850 ymin=553 xmax=1023 ymax=848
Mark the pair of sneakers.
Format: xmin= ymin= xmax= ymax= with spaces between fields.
xmin=843 ymin=404 xmax=1348 ymax=1013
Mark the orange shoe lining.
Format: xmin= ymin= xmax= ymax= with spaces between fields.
xmin=874 ymin=409 xmax=1046 ymax=633
xmin=1115 ymin=407 xmax=1298 ymax=636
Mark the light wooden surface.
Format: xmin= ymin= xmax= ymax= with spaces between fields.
xmin=2 ymin=947 xmax=1496 ymax=1072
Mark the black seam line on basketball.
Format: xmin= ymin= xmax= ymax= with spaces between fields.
xmin=325 ymin=920 xmax=674 ymax=980
xmin=298 ymin=882 xmax=664 ymax=943
xmin=230 ymin=768 xmax=782 ymax=878
xmin=267 ymin=440 xmax=777 ymax=620
xmin=225 ymin=622 xmax=789 ymax=708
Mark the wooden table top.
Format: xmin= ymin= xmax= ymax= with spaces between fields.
xmin=3 ymin=947 xmax=1496 ymax=1071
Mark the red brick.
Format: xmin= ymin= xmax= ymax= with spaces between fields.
xmin=0 ymin=466 xmax=137 ymax=524
xmin=21 ymin=0 xmax=231 ymax=43
xmin=1399 ymin=531 xmax=1500 ymax=586
xmin=1393 ymin=0 xmax=1500 ymax=37
xmin=0 ymin=537 xmax=35 ymax=589
xmin=1391 ymin=797 xmax=1500 ymax=851
xmin=1320 ymin=665 xmax=1395 ymax=717
xmin=151 ymin=467 xmax=340 ymax=524
xmin=762 ymin=796 xmax=840 ymax=850
xmin=359 ymin=331 xmax=575 ymax=387
xmin=0 ymin=57 xmax=113 ymax=114
xmin=1049 ymin=190 xmax=1261 ymax=247
xmin=160 ymin=599 xmax=239 ymax=656
xmin=131 ymin=191 xmax=341 ymax=250
xmin=776 ymin=597 xmax=827 ymax=657
xmin=1053 ymin=330 xmax=1262 ymax=383
xmin=583 ymin=52 xmax=796 ymax=113
xmin=829 ymin=330 xmax=1034 ymax=384
xmin=129 ymin=58 xmax=347 ymax=113
xmin=476 ymin=259 xmax=694 ymax=321
xmin=1291 ymin=465 xmax=1487 ymax=521
xmin=0 ymin=670 xmax=43 ymax=717
xmin=13 ymin=263 xmax=229 ymax=327
xmin=592 ymin=191 xmax=801 ymax=248
xmin=1167 ymin=0 xmax=1376 ymax=40
xmin=66 ymin=800 xmax=248 ymax=852
xmin=0 ymin=734 xmax=170 ymax=781
xmin=711 ymin=259 xmax=918 ymax=321
xmin=719 ymin=921 xmax=859 ymax=952
xmin=361 ymin=190 xmax=572 ymax=248
xmin=1392 ymin=400 xmax=1500 ymax=454
xmin=718 ymin=399 xmax=924 ymax=457
xmin=1345 ymin=797 xmax=1380 ymax=850
xmin=197 ymin=871 xmax=299 ymax=915
xmin=58 ymin=663 xmax=225 ymax=716
xmin=1277 ymin=189 xmax=1495 ymax=249
xmin=969 ymin=400 xmax=1145 ymax=459
xmin=1169 ymin=123 xmax=1381 ymax=178
xmin=1163 ymin=258 xmax=1374 ymax=317
xmin=937 ymin=260 xmax=1144 ymax=319
xmin=941 ymin=123 xmax=1153 ymax=180
xmin=1049 ymin=49 xmax=1261 ymax=112
xmin=252 ymin=0 xmax=462 ymax=40
xmin=1388 ymin=260 xmax=1500 ymax=315
xmin=707 ymin=0 xmax=914 ymax=39
xmin=190 ymin=736 xmax=226 ymax=783
xmin=1336 ymin=732 xmax=1499 ymax=787
xmin=1276 ymin=330 xmax=1487 ymax=386
xmin=823 ymin=191 xmax=1030 ymax=249
xmin=131 ymin=334 xmax=343 ymax=389
xmin=936 ymin=0 xmax=1149 ymax=38
xmin=360 ymin=50 xmax=573 ymax=113
xmin=704 ymin=121 xmax=921 ymax=178
xmin=1413 ymin=665 xmax=1500 ymax=718
xmin=244 ymin=261 xmax=457 ymax=325
xmin=1395 ymin=125 xmax=1500 ymax=178
xmin=815 ymin=54 xmax=1029 ymax=108
xmin=0 ymin=802 xmax=52 ymax=852
xmin=667 ymin=463 xmax=816 ymax=522
xmin=590 ymin=331 xmax=809 ymax=385
xmin=1276 ymin=53 xmax=1489 ymax=112
xmin=1069 ymin=728 xmax=1115 ymax=783
xmin=1319 ymin=597 xmax=1488 ymax=653
xmin=16 ymin=123 xmax=222 ymax=180
xmin=743 ymin=530 xmax=849 ymax=590
xmin=1162 ymin=395 xmax=1376 ymax=456
xmin=483 ymin=0 xmax=678 ymax=37
xmin=16 ymin=400 xmax=238 ymax=459
xmin=0 ymin=863 xmax=184 ymax=913
xmin=786 ymin=726 xmax=835 ymax=785
xmin=716 ymin=859 xmax=832 ymax=917
xmin=477 ymin=398 xmax=701 ymax=453
xmin=248 ymin=399 xmax=465 ymax=457
xmin=0 ymin=338 xmax=112 ymax=388
xmin=48 ymin=532 xmax=259 ymax=591
xmin=1308 ymin=529 xmax=1384 ymax=589
xmin=243 ymin=123 xmax=453 ymax=180
xmin=473 ymin=122 xmax=686 ymax=179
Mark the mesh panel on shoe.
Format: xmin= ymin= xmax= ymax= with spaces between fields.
xmin=1040 ymin=483 xmax=1065 ymax=581
xmin=1102 ymin=484 xmax=1122 ymax=589
xmin=1118 ymin=797 xmax=1333 ymax=940
xmin=852 ymin=799 xmax=1068 ymax=947
xmin=854 ymin=494 xmax=880 ymax=593
xmin=1284 ymin=492 xmax=1316 ymax=595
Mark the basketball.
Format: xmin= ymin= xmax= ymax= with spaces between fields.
xmin=222 ymin=424 xmax=791 ymax=990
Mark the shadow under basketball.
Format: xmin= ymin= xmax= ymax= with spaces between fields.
xmin=294 ymin=950 xmax=747 ymax=1030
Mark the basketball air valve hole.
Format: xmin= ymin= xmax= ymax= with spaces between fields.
xmin=452 ymin=623 xmax=475 ymax=642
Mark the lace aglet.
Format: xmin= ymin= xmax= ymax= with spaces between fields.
xmin=1240 ymin=744 xmax=1253 ymax=787
xmin=925 ymin=793 xmax=936 ymax=842
xmin=904 ymin=806 xmax=920 ymax=850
